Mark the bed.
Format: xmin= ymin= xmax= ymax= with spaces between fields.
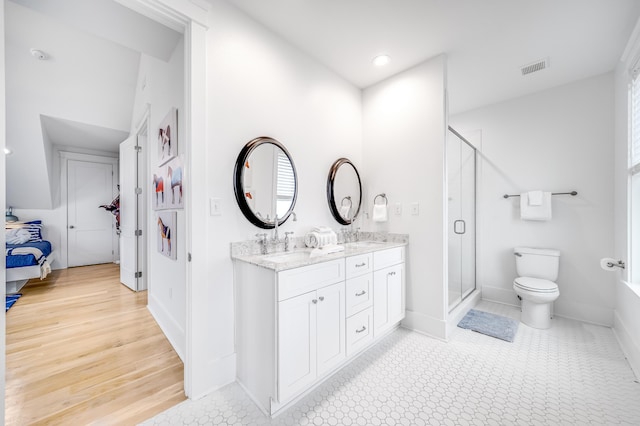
xmin=6 ymin=220 xmax=56 ymax=293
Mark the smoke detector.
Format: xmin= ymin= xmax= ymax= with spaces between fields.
xmin=30 ymin=48 xmax=47 ymax=60
xmin=521 ymin=58 xmax=548 ymax=76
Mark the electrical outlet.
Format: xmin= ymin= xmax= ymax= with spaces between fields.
xmin=395 ymin=202 xmax=402 ymax=215
xmin=210 ymin=198 xmax=222 ymax=216
xmin=411 ymin=203 xmax=420 ymax=215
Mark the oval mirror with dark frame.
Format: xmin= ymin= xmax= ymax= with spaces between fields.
xmin=327 ymin=158 xmax=362 ymax=225
xmin=233 ymin=136 xmax=298 ymax=229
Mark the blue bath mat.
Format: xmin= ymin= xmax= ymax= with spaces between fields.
xmin=6 ymin=293 xmax=22 ymax=312
xmin=457 ymin=309 xmax=519 ymax=342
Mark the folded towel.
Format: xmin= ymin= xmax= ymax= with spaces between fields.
xmin=305 ymin=230 xmax=338 ymax=248
xmin=372 ymin=204 xmax=388 ymax=222
xmin=527 ymin=190 xmax=543 ymax=206
xmin=520 ymin=191 xmax=552 ymax=221
xmin=312 ymin=226 xmax=333 ymax=234
xmin=304 ymin=232 xmax=319 ymax=248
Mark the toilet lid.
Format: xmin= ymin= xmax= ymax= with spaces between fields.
xmin=514 ymin=277 xmax=558 ymax=293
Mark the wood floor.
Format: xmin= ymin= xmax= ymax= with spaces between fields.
xmin=5 ymin=264 xmax=186 ymax=425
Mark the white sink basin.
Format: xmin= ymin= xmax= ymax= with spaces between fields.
xmin=344 ymin=241 xmax=386 ymax=249
xmin=262 ymin=251 xmax=311 ymax=264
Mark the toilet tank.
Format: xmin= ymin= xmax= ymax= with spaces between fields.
xmin=514 ymin=247 xmax=560 ymax=281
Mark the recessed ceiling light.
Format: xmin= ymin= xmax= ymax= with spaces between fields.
xmin=4 ymin=147 xmax=12 ymax=155
xmin=372 ymin=54 xmax=391 ymax=67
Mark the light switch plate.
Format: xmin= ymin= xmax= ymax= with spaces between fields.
xmin=411 ymin=203 xmax=420 ymax=215
xmin=210 ymin=198 xmax=222 ymax=216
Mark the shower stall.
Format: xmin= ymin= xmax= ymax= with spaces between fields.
xmin=447 ymin=126 xmax=477 ymax=311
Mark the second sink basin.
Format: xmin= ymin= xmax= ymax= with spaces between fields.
xmin=262 ymin=251 xmax=311 ymax=264
xmin=344 ymin=240 xmax=386 ymax=249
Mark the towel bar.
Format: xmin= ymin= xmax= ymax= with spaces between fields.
xmin=503 ymin=191 xmax=577 ymax=199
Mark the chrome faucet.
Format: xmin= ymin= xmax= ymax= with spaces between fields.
xmin=255 ymin=233 xmax=268 ymax=254
xmin=284 ymin=232 xmax=294 ymax=252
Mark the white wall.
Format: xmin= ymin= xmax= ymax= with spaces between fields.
xmin=452 ymin=73 xmax=616 ymax=326
xmin=129 ymin=38 xmax=187 ymax=360
xmin=613 ymin=24 xmax=640 ymax=378
xmin=362 ymin=55 xmax=448 ymax=338
xmin=205 ymin=0 xmax=363 ymax=391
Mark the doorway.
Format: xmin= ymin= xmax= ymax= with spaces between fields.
xmin=64 ymin=153 xmax=119 ymax=268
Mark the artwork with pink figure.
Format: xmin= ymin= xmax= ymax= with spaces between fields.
xmin=152 ymin=171 xmax=165 ymax=210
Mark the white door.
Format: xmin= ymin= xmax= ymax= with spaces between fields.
xmin=316 ymin=282 xmax=346 ymax=376
xmin=68 ymin=160 xmax=115 ymax=267
xmin=119 ymin=136 xmax=139 ymax=291
xmin=278 ymin=291 xmax=317 ymax=403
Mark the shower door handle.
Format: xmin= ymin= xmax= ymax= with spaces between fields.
xmin=454 ymin=220 xmax=466 ymax=235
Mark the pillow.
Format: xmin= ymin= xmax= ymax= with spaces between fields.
xmin=5 ymin=220 xmax=43 ymax=242
xmin=6 ymin=228 xmax=30 ymax=244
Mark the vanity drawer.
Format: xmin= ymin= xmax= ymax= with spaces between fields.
xmin=346 ymin=253 xmax=373 ymax=279
xmin=373 ymin=247 xmax=404 ymax=270
xmin=346 ymin=273 xmax=373 ymax=317
xmin=346 ymin=307 xmax=373 ymax=357
xmin=278 ymin=259 xmax=345 ymax=301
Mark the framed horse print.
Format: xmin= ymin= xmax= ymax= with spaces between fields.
xmin=165 ymin=156 xmax=184 ymax=209
xmin=152 ymin=166 xmax=166 ymax=210
xmin=156 ymin=211 xmax=177 ymax=260
xmin=158 ymin=107 xmax=178 ymax=165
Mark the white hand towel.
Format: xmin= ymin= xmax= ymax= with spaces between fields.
xmin=312 ymin=226 xmax=333 ymax=234
xmin=372 ymin=204 xmax=388 ymax=222
xmin=527 ymin=190 xmax=544 ymax=206
xmin=520 ymin=191 xmax=552 ymax=221
xmin=339 ymin=205 xmax=351 ymax=219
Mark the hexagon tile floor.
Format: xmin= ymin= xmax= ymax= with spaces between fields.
xmin=140 ymin=301 xmax=640 ymax=425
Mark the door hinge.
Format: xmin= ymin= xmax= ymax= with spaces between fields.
xmin=188 ymin=253 xmax=192 ymax=262
xmin=135 ymin=230 xmax=142 ymax=236
xmin=135 ymin=187 xmax=142 ymax=194
xmin=135 ymin=271 xmax=142 ymax=278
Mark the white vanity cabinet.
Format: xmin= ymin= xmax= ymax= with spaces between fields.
xmin=278 ymin=280 xmax=345 ymax=402
xmin=235 ymin=258 xmax=345 ymax=415
xmin=234 ymin=243 xmax=406 ymax=417
xmin=373 ymin=247 xmax=405 ymax=337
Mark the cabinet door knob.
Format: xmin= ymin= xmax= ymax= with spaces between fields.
xmin=318 ymin=296 xmax=324 ymax=302
xmin=355 ymin=326 xmax=367 ymax=333
xmin=69 ymin=225 xmax=75 ymax=229
xmin=388 ymin=271 xmax=396 ymax=276
xmin=312 ymin=299 xmax=318 ymax=304
xmin=355 ymin=290 xmax=366 ymax=297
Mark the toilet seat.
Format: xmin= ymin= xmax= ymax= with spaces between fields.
xmin=514 ymin=277 xmax=558 ymax=293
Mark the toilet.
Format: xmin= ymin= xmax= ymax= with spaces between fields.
xmin=513 ymin=247 xmax=560 ymax=329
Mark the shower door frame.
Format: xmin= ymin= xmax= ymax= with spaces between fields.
xmin=447 ymin=125 xmax=478 ymax=312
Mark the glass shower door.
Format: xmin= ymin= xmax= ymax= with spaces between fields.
xmin=447 ymin=128 xmax=476 ymax=311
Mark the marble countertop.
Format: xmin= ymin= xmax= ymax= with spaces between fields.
xmin=231 ymin=233 xmax=408 ymax=272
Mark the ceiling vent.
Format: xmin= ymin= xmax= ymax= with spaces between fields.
xmin=521 ymin=58 xmax=548 ymax=76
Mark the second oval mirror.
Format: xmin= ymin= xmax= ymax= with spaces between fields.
xmin=327 ymin=158 xmax=362 ymax=225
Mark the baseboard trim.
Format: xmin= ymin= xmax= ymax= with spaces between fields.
xmin=481 ymin=285 xmax=519 ymax=307
xmin=613 ymin=310 xmax=640 ymax=380
xmin=402 ymin=310 xmax=446 ymax=340
xmin=189 ymin=352 xmax=237 ymax=401
xmin=147 ymin=294 xmax=186 ymax=362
